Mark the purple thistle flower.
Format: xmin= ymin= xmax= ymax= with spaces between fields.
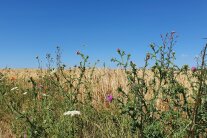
xmin=106 ymin=94 xmax=113 ymax=102
xmin=191 ymin=67 xmax=197 ymax=72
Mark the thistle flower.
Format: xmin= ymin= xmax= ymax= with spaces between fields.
xmin=63 ymin=110 xmax=81 ymax=116
xmin=170 ymin=31 xmax=176 ymax=39
xmin=76 ymin=51 xmax=80 ymax=55
xmin=117 ymin=48 xmax=120 ymax=53
xmin=11 ymin=87 xmax=18 ymax=91
xmin=191 ymin=67 xmax=197 ymax=72
xmin=106 ymin=94 xmax=113 ymax=102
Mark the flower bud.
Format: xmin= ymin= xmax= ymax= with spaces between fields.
xmin=146 ymin=53 xmax=150 ymax=60
xmin=191 ymin=67 xmax=197 ymax=72
xmin=76 ymin=51 xmax=80 ymax=55
xmin=117 ymin=48 xmax=120 ymax=53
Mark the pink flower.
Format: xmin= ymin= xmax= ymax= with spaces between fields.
xmin=106 ymin=94 xmax=113 ymax=102
xmin=191 ymin=67 xmax=197 ymax=72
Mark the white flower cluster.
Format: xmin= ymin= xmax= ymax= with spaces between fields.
xmin=11 ymin=87 xmax=19 ymax=91
xmin=63 ymin=110 xmax=81 ymax=116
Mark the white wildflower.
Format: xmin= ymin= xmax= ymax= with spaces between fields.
xmin=11 ymin=87 xmax=18 ymax=91
xmin=42 ymin=93 xmax=48 ymax=97
xmin=23 ymin=92 xmax=27 ymax=95
xmin=63 ymin=110 xmax=81 ymax=116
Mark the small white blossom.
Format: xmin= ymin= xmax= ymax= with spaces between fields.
xmin=42 ymin=93 xmax=48 ymax=97
xmin=11 ymin=87 xmax=18 ymax=91
xmin=23 ymin=92 xmax=27 ymax=95
xmin=63 ymin=110 xmax=81 ymax=116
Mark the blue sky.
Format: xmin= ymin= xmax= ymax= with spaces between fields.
xmin=0 ymin=0 xmax=207 ymax=68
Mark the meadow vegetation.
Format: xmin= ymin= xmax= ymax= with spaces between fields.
xmin=0 ymin=32 xmax=207 ymax=137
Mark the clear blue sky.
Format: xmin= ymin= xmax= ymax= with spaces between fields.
xmin=0 ymin=0 xmax=207 ymax=68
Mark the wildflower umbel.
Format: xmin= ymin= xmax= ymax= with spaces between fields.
xmin=23 ymin=92 xmax=27 ymax=95
xmin=106 ymin=94 xmax=113 ymax=102
xmin=11 ymin=87 xmax=18 ymax=91
xmin=191 ymin=66 xmax=197 ymax=72
xmin=63 ymin=110 xmax=81 ymax=116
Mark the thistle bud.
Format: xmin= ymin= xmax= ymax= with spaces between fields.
xmin=76 ymin=51 xmax=80 ymax=55
xmin=117 ymin=48 xmax=120 ymax=53
xmin=191 ymin=67 xmax=197 ymax=73
xmin=146 ymin=53 xmax=150 ymax=60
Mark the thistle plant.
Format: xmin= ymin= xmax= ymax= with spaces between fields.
xmin=112 ymin=48 xmax=161 ymax=137
xmin=111 ymin=32 xmax=207 ymax=137
xmin=188 ymin=43 xmax=207 ymax=137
